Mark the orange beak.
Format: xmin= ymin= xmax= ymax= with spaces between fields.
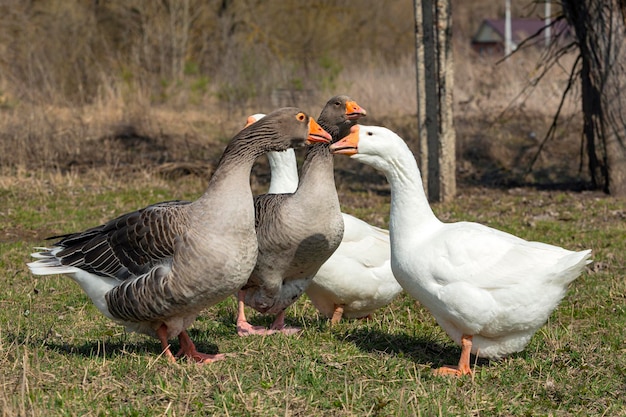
xmin=345 ymin=100 xmax=367 ymax=120
xmin=330 ymin=125 xmax=359 ymax=155
xmin=244 ymin=115 xmax=257 ymax=128
xmin=307 ymin=117 xmax=332 ymax=144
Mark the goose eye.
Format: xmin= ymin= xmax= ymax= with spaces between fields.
xmin=296 ymin=112 xmax=306 ymax=121
xmin=367 ymin=131 xmax=373 ymax=136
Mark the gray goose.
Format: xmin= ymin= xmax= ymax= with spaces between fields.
xmin=27 ymin=108 xmax=331 ymax=363
xmin=236 ymin=96 xmax=367 ymax=335
xmin=245 ymin=114 xmax=401 ymax=325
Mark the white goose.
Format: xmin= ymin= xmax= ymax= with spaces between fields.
xmin=248 ymin=114 xmax=402 ymax=325
xmin=27 ymin=108 xmax=331 ymax=363
xmin=330 ymin=125 xmax=591 ymax=376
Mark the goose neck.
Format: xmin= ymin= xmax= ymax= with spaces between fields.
xmin=298 ymin=144 xmax=335 ymax=187
xmin=194 ymin=132 xmax=263 ymax=211
xmin=384 ymin=154 xmax=439 ymax=232
xmin=268 ymin=151 xmax=298 ymax=194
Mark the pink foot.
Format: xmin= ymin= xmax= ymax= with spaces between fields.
xmin=270 ymin=311 xmax=301 ymax=335
xmin=276 ymin=326 xmax=301 ymax=336
xmin=178 ymin=330 xmax=230 ymax=365
xmin=187 ymin=352 xmax=228 ymax=364
xmin=237 ymin=320 xmax=278 ymax=337
xmin=236 ymin=289 xmax=278 ymax=336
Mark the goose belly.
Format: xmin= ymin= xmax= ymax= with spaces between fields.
xmin=307 ymin=260 xmax=401 ymax=319
xmin=173 ymin=234 xmax=259 ymax=309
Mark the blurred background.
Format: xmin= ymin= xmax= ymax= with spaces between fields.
xmin=0 ymin=0 xmax=583 ymax=188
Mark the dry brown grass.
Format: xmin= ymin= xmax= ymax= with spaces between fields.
xmin=0 ymin=43 xmax=585 ymax=191
xmin=0 ymin=1 xmax=586 ymax=190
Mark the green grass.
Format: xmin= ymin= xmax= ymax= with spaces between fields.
xmin=1 ymin=171 xmax=625 ymax=416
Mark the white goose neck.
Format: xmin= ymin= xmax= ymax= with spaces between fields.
xmin=380 ymin=151 xmax=439 ymax=234
xmin=268 ymin=149 xmax=298 ymax=194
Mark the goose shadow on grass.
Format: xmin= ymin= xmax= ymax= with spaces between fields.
xmin=334 ymin=328 xmax=491 ymax=371
xmin=6 ymin=329 xmax=221 ymax=361
xmin=210 ymin=307 xmax=487 ymax=372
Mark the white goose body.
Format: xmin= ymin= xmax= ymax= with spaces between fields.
xmin=27 ymin=108 xmax=331 ymax=362
xmin=307 ymin=214 xmax=401 ymax=321
xmin=331 ymin=125 xmax=591 ymax=374
xmin=263 ymin=145 xmax=401 ymax=323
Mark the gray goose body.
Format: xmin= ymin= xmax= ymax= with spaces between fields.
xmin=238 ymin=96 xmax=366 ymax=335
xmin=28 ymin=108 xmax=331 ymax=362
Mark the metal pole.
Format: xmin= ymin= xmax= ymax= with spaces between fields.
xmin=505 ymin=0 xmax=512 ymax=56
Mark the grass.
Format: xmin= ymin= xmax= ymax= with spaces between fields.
xmin=1 ymin=169 xmax=624 ymax=416
xmin=0 ymin=2 xmax=613 ymax=414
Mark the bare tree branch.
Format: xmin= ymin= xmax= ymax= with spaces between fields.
xmin=525 ymin=52 xmax=582 ymax=175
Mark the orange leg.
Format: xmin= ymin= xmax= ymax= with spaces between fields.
xmin=236 ymin=290 xmax=278 ymax=336
xmin=330 ymin=304 xmax=344 ymax=325
xmin=157 ymin=324 xmax=227 ymax=364
xmin=270 ymin=310 xmax=301 ymax=335
xmin=156 ymin=324 xmax=177 ymax=363
xmin=177 ymin=330 xmax=227 ymax=364
xmin=434 ymin=335 xmax=473 ymax=377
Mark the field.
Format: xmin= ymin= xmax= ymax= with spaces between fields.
xmin=1 ymin=52 xmax=625 ymax=417
xmin=1 ymin=1 xmax=625 ymax=415
xmin=1 ymin=161 xmax=624 ymax=416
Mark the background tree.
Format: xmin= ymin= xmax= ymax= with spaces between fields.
xmin=414 ymin=0 xmax=456 ymax=202
xmin=562 ymin=0 xmax=626 ymax=196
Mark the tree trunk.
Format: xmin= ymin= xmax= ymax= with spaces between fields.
xmin=414 ymin=0 xmax=456 ymax=202
xmin=414 ymin=0 xmax=428 ymax=191
xmin=563 ymin=0 xmax=626 ymax=196
xmin=436 ymin=0 xmax=456 ymax=202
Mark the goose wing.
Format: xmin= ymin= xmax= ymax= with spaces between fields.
xmin=421 ymin=222 xmax=586 ymax=290
xmin=49 ymin=200 xmax=192 ymax=280
xmin=253 ymin=193 xmax=292 ymax=245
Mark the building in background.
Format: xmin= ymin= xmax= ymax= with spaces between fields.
xmin=471 ymin=18 xmax=571 ymax=56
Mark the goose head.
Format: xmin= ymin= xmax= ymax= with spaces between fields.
xmin=318 ymin=95 xmax=367 ymax=141
xmin=245 ymin=107 xmax=331 ymax=152
xmin=329 ymin=125 xmax=410 ymax=173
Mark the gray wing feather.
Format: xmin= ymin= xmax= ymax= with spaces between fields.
xmin=51 ymin=200 xmax=192 ymax=280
